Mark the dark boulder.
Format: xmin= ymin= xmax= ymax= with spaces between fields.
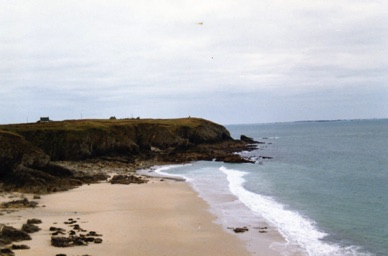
xmin=0 ymin=225 xmax=31 ymax=245
xmin=11 ymin=244 xmax=30 ymax=250
xmin=110 ymin=175 xmax=147 ymax=185
xmin=220 ymin=155 xmax=255 ymax=163
xmin=0 ymin=248 xmax=15 ymax=256
xmin=94 ymin=238 xmax=103 ymax=244
xmin=240 ymin=135 xmax=257 ymax=143
xmin=21 ymin=224 xmax=41 ymax=233
xmin=232 ymin=227 xmax=249 ymax=233
xmin=26 ymin=219 xmax=42 ymax=225
xmin=51 ymin=237 xmax=71 ymax=247
xmin=0 ymin=198 xmax=38 ymax=209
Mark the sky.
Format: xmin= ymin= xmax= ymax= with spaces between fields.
xmin=1 ymin=0 xmax=387 ymax=125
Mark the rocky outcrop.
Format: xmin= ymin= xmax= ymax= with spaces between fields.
xmin=0 ymin=118 xmax=256 ymax=192
xmin=0 ymin=198 xmax=38 ymax=209
xmin=0 ymin=131 xmax=104 ymax=193
xmin=0 ymin=131 xmax=49 ymax=175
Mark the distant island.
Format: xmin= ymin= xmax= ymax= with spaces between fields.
xmin=0 ymin=117 xmax=256 ymax=193
xmin=293 ymin=118 xmax=387 ymax=123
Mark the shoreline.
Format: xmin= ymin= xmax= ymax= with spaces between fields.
xmin=0 ymin=117 xmax=292 ymax=255
xmin=145 ymin=165 xmax=294 ymax=256
xmin=1 ymin=176 xmax=283 ymax=256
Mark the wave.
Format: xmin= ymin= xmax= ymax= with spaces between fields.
xmin=152 ymin=164 xmax=191 ymax=180
xmin=219 ymin=166 xmax=372 ymax=256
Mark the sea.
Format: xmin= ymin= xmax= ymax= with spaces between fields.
xmin=143 ymin=119 xmax=388 ymax=256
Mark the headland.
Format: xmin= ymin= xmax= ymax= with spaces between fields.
xmin=0 ymin=117 xmax=282 ymax=256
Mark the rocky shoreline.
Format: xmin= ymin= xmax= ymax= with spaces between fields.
xmin=0 ymin=172 xmax=156 ymax=256
xmin=0 ymin=118 xmax=258 ymax=194
xmin=0 ymin=118 xmax=264 ymax=255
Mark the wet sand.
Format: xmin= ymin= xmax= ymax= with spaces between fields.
xmin=1 ymin=179 xmax=282 ymax=256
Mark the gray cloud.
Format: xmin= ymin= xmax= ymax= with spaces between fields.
xmin=1 ymin=0 xmax=387 ymax=124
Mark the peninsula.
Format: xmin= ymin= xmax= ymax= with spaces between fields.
xmin=0 ymin=117 xmax=255 ymax=193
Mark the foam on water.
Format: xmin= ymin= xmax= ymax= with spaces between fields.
xmin=141 ymin=164 xmax=192 ymax=180
xmin=220 ymin=166 xmax=372 ymax=256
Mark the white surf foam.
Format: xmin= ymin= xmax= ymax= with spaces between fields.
xmin=152 ymin=164 xmax=191 ymax=180
xmin=220 ymin=166 xmax=371 ymax=256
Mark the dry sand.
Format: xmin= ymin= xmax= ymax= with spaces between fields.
xmin=1 ymin=179 xmax=283 ymax=256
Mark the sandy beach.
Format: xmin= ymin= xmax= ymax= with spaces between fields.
xmin=1 ymin=179 xmax=283 ymax=256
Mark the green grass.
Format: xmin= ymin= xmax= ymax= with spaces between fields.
xmin=0 ymin=117 xmax=215 ymax=135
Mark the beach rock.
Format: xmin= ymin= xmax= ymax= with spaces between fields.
xmin=110 ymin=174 xmax=147 ymax=185
xmin=0 ymin=198 xmax=38 ymax=209
xmin=52 ymin=231 xmax=66 ymax=236
xmin=50 ymin=220 xmax=103 ymax=248
xmin=220 ymin=155 xmax=254 ymax=163
xmin=232 ymin=227 xmax=249 ymax=233
xmin=51 ymin=234 xmax=102 ymax=247
xmin=84 ymin=237 xmax=94 ymax=242
xmin=86 ymin=231 xmax=101 ymax=237
xmin=0 ymin=225 xmax=31 ymax=245
xmin=49 ymin=227 xmax=65 ymax=232
xmin=21 ymin=224 xmax=41 ymax=233
xmin=64 ymin=219 xmax=77 ymax=225
xmin=11 ymin=244 xmax=30 ymax=250
xmin=94 ymin=238 xmax=103 ymax=244
xmin=73 ymin=237 xmax=88 ymax=246
xmin=27 ymin=219 xmax=42 ymax=225
xmin=51 ymin=237 xmax=71 ymax=247
xmin=50 ymin=227 xmax=66 ymax=236
xmin=0 ymin=248 xmax=15 ymax=256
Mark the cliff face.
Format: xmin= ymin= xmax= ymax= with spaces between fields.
xmin=0 ymin=118 xmax=232 ymax=161
xmin=0 ymin=130 xmax=49 ymax=173
xmin=0 ymin=118 xmax=250 ymax=193
xmin=0 ymin=130 xmax=85 ymax=193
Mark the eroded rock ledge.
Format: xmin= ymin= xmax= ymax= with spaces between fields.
xmin=0 ymin=117 xmax=257 ymax=193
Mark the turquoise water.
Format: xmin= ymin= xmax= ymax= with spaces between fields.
xmin=154 ymin=119 xmax=388 ymax=255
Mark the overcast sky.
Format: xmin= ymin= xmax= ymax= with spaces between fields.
xmin=1 ymin=0 xmax=387 ymax=125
